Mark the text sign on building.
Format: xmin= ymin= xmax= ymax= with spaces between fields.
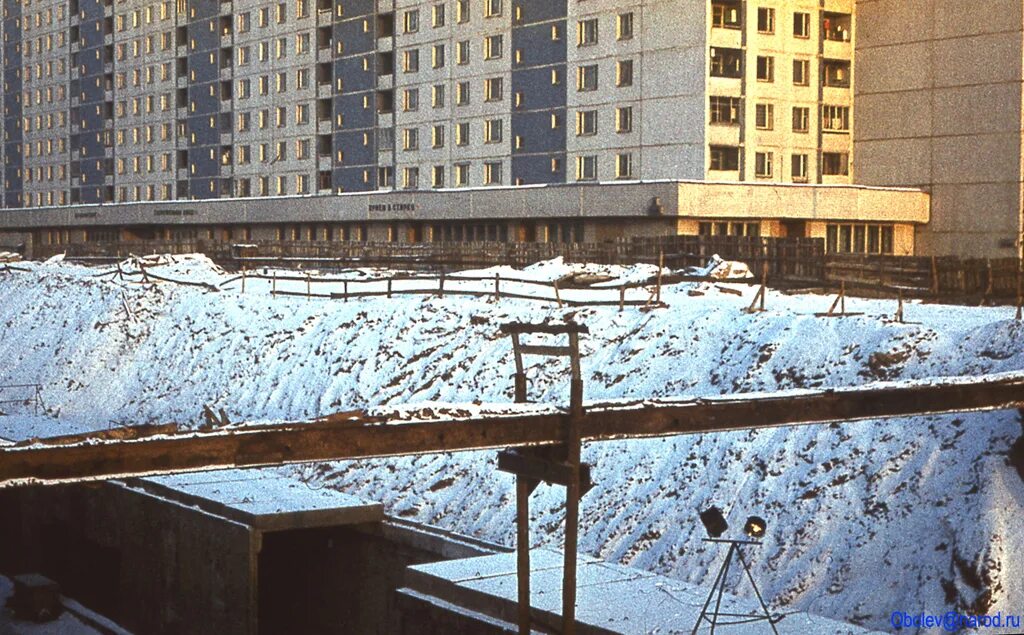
xmin=368 ymin=203 xmax=416 ymax=213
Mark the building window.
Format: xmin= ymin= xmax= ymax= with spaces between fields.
xmin=616 ymin=59 xmax=633 ymax=87
xmin=403 ymin=49 xmax=419 ymax=73
xmin=616 ymin=106 xmax=633 ymax=133
xmin=754 ymin=151 xmax=773 ymax=178
xmin=822 ymin=152 xmax=850 ymax=176
xmin=484 ymin=34 xmax=503 ymax=59
xmin=823 ymin=60 xmax=851 ymax=87
xmin=431 ymin=125 xmax=445 ymax=148
xmin=433 ymin=4 xmax=446 ymax=27
xmin=457 ymin=81 xmax=471 ymax=105
xmin=403 ymin=167 xmax=419 ymax=189
xmin=755 ymin=103 xmax=774 ymax=130
xmin=577 ymin=64 xmax=598 ymax=91
xmin=484 ymin=161 xmax=502 ymax=184
xmin=432 ymin=44 xmax=445 ymax=68
xmin=484 ymin=118 xmax=503 ymax=143
xmin=432 ymin=165 xmax=445 ymax=188
xmin=485 ymin=0 xmax=502 ymax=18
xmin=794 ymin=12 xmax=810 ymax=38
xmin=710 ymin=48 xmax=742 ymax=78
xmin=433 ymin=84 xmax=446 ymax=107
xmin=793 ymin=59 xmax=809 ymax=86
xmin=712 ymin=2 xmax=741 ymax=29
xmin=403 ymin=88 xmax=419 ymax=111
xmin=576 ymin=110 xmax=597 ymax=136
xmin=821 ymin=105 xmax=850 ymax=132
xmin=576 ymin=155 xmax=597 ymax=181
xmin=457 ymin=40 xmax=470 ymax=64
xmin=756 ymin=56 xmax=774 ymax=82
xmin=710 ymin=96 xmax=740 ymax=125
xmin=455 ymin=162 xmax=470 ymax=186
xmin=456 ymin=121 xmax=470 ymax=146
xmin=484 ymin=77 xmax=503 ymax=101
xmin=577 ymin=18 xmax=598 ymax=46
xmin=403 ymin=9 xmax=419 ymax=33
xmin=757 ymin=7 xmax=775 ymax=33
xmin=615 ymin=153 xmax=633 ymax=179
xmin=402 ymin=127 xmax=418 ymax=151
xmin=699 ymin=221 xmax=760 ymax=237
xmin=456 ymin=0 xmax=470 ymax=23
xmin=709 ymin=145 xmax=740 ymax=171
xmin=792 ymin=107 xmax=810 ymax=133
xmin=791 ymin=154 xmax=808 ymax=182
xmin=617 ymin=12 xmax=634 ymax=40
xmin=827 ymin=224 xmax=894 ymax=255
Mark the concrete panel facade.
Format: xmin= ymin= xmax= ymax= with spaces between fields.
xmin=854 ymin=0 xmax=1024 ymax=256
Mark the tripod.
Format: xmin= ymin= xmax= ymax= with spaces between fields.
xmin=691 ymin=538 xmax=781 ymax=634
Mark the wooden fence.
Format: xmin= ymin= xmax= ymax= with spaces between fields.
xmin=30 ymin=236 xmax=1024 ymax=303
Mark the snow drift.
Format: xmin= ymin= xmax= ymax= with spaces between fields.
xmin=1 ymin=255 xmax=1023 ymax=633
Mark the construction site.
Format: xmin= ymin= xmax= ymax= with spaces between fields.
xmin=1 ymin=248 xmax=1023 ymax=635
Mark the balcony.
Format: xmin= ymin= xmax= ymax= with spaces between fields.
xmin=822 ymin=59 xmax=851 ymax=88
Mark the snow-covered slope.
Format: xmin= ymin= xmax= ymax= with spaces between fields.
xmin=1 ymin=256 xmax=1022 ymax=633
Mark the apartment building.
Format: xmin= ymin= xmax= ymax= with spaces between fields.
xmin=854 ymin=0 xmax=1024 ymax=258
xmin=1 ymin=0 xmax=930 ymax=255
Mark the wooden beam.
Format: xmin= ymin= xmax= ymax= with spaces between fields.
xmin=2 ymin=375 xmax=1023 ymax=487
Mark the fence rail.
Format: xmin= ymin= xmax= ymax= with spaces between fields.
xmin=26 ymin=236 xmax=1024 ymax=303
xmin=0 ymin=384 xmax=43 ymax=415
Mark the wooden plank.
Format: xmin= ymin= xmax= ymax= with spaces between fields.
xmin=499 ymin=323 xmax=590 ymax=335
xmin=2 ymin=376 xmax=1023 ymax=486
xmin=496 ymin=450 xmax=592 ymax=491
xmin=518 ymin=345 xmax=574 ymax=357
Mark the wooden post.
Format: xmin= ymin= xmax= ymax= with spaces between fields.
xmin=516 ymin=476 xmax=531 ymax=635
xmin=930 ymin=255 xmax=939 ymax=296
xmin=387 ymin=278 xmax=392 ymax=299
xmin=438 ymin=272 xmax=445 ymax=297
xmin=619 ymin=287 xmax=625 ymax=312
xmin=306 ymin=272 xmax=311 ymax=298
xmin=272 ymin=271 xmax=277 ymax=295
xmin=511 ymin=331 xmax=530 ymax=635
xmin=896 ymin=290 xmax=904 ymax=323
xmin=840 ymin=280 xmax=846 ymax=316
xmin=495 ymin=273 xmax=501 ymax=300
xmin=1017 ymin=266 xmax=1022 ymax=321
xmin=563 ymin=330 xmax=584 ymax=635
xmin=655 ymin=250 xmax=664 ymax=305
xmin=343 ymin=280 xmax=349 ymax=302
xmin=553 ymin=280 xmax=563 ymax=308
xmin=241 ymin=267 xmax=246 ymax=294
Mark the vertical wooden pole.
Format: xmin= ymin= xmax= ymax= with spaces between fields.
xmin=511 ymin=331 xmax=529 ymax=635
xmin=438 ymin=272 xmax=445 ymax=297
xmin=241 ymin=267 xmax=246 ymax=294
xmin=840 ymin=280 xmax=846 ymax=316
xmin=495 ymin=273 xmax=501 ymax=300
xmin=1016 ymin=266 xmax=1022 ymax=321
xmin=516 ymin=476 xmax=531 ymax=635
xmin=760 ymin=262 xmax=768 ymax=312
xmin=387 ymin=278 xmax=392 ymax=299
xmin=306 ymin=272 xmax=311 ymax=298
xmin=619 ymin=287 xmax=625 ymax=312
xmin=563 ymin=331 xmax=583 ymax=635
xmin=343 ymin=280 xmax=349 ymax=302
xmin=553 ymin=280 xmax=563 ymax=308
xmin=272 ymin=271 xmax=277 ymax=295
xmin=656 ymin=250 xmax=664 ymax=305
xmin=896 ymin=290 xmax=904 ymax=324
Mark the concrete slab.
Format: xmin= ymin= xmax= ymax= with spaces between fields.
xmin=130 ymin=468 xmax=383 ymax=531
xmin=403 ymin=549 xmax=882 ymax=635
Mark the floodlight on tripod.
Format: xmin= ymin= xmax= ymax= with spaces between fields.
xmin=691 ymin=506 xmax=781 ymax=635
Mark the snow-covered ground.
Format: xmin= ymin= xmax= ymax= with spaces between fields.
xmin=1 ymin=255 xmax=1023 ymax=633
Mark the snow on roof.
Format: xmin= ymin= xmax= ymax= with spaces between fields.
xmin=131 ymin=469 xmax=383 ymax=531
xmin=405 ymin=549 xmax=883 ymax=634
